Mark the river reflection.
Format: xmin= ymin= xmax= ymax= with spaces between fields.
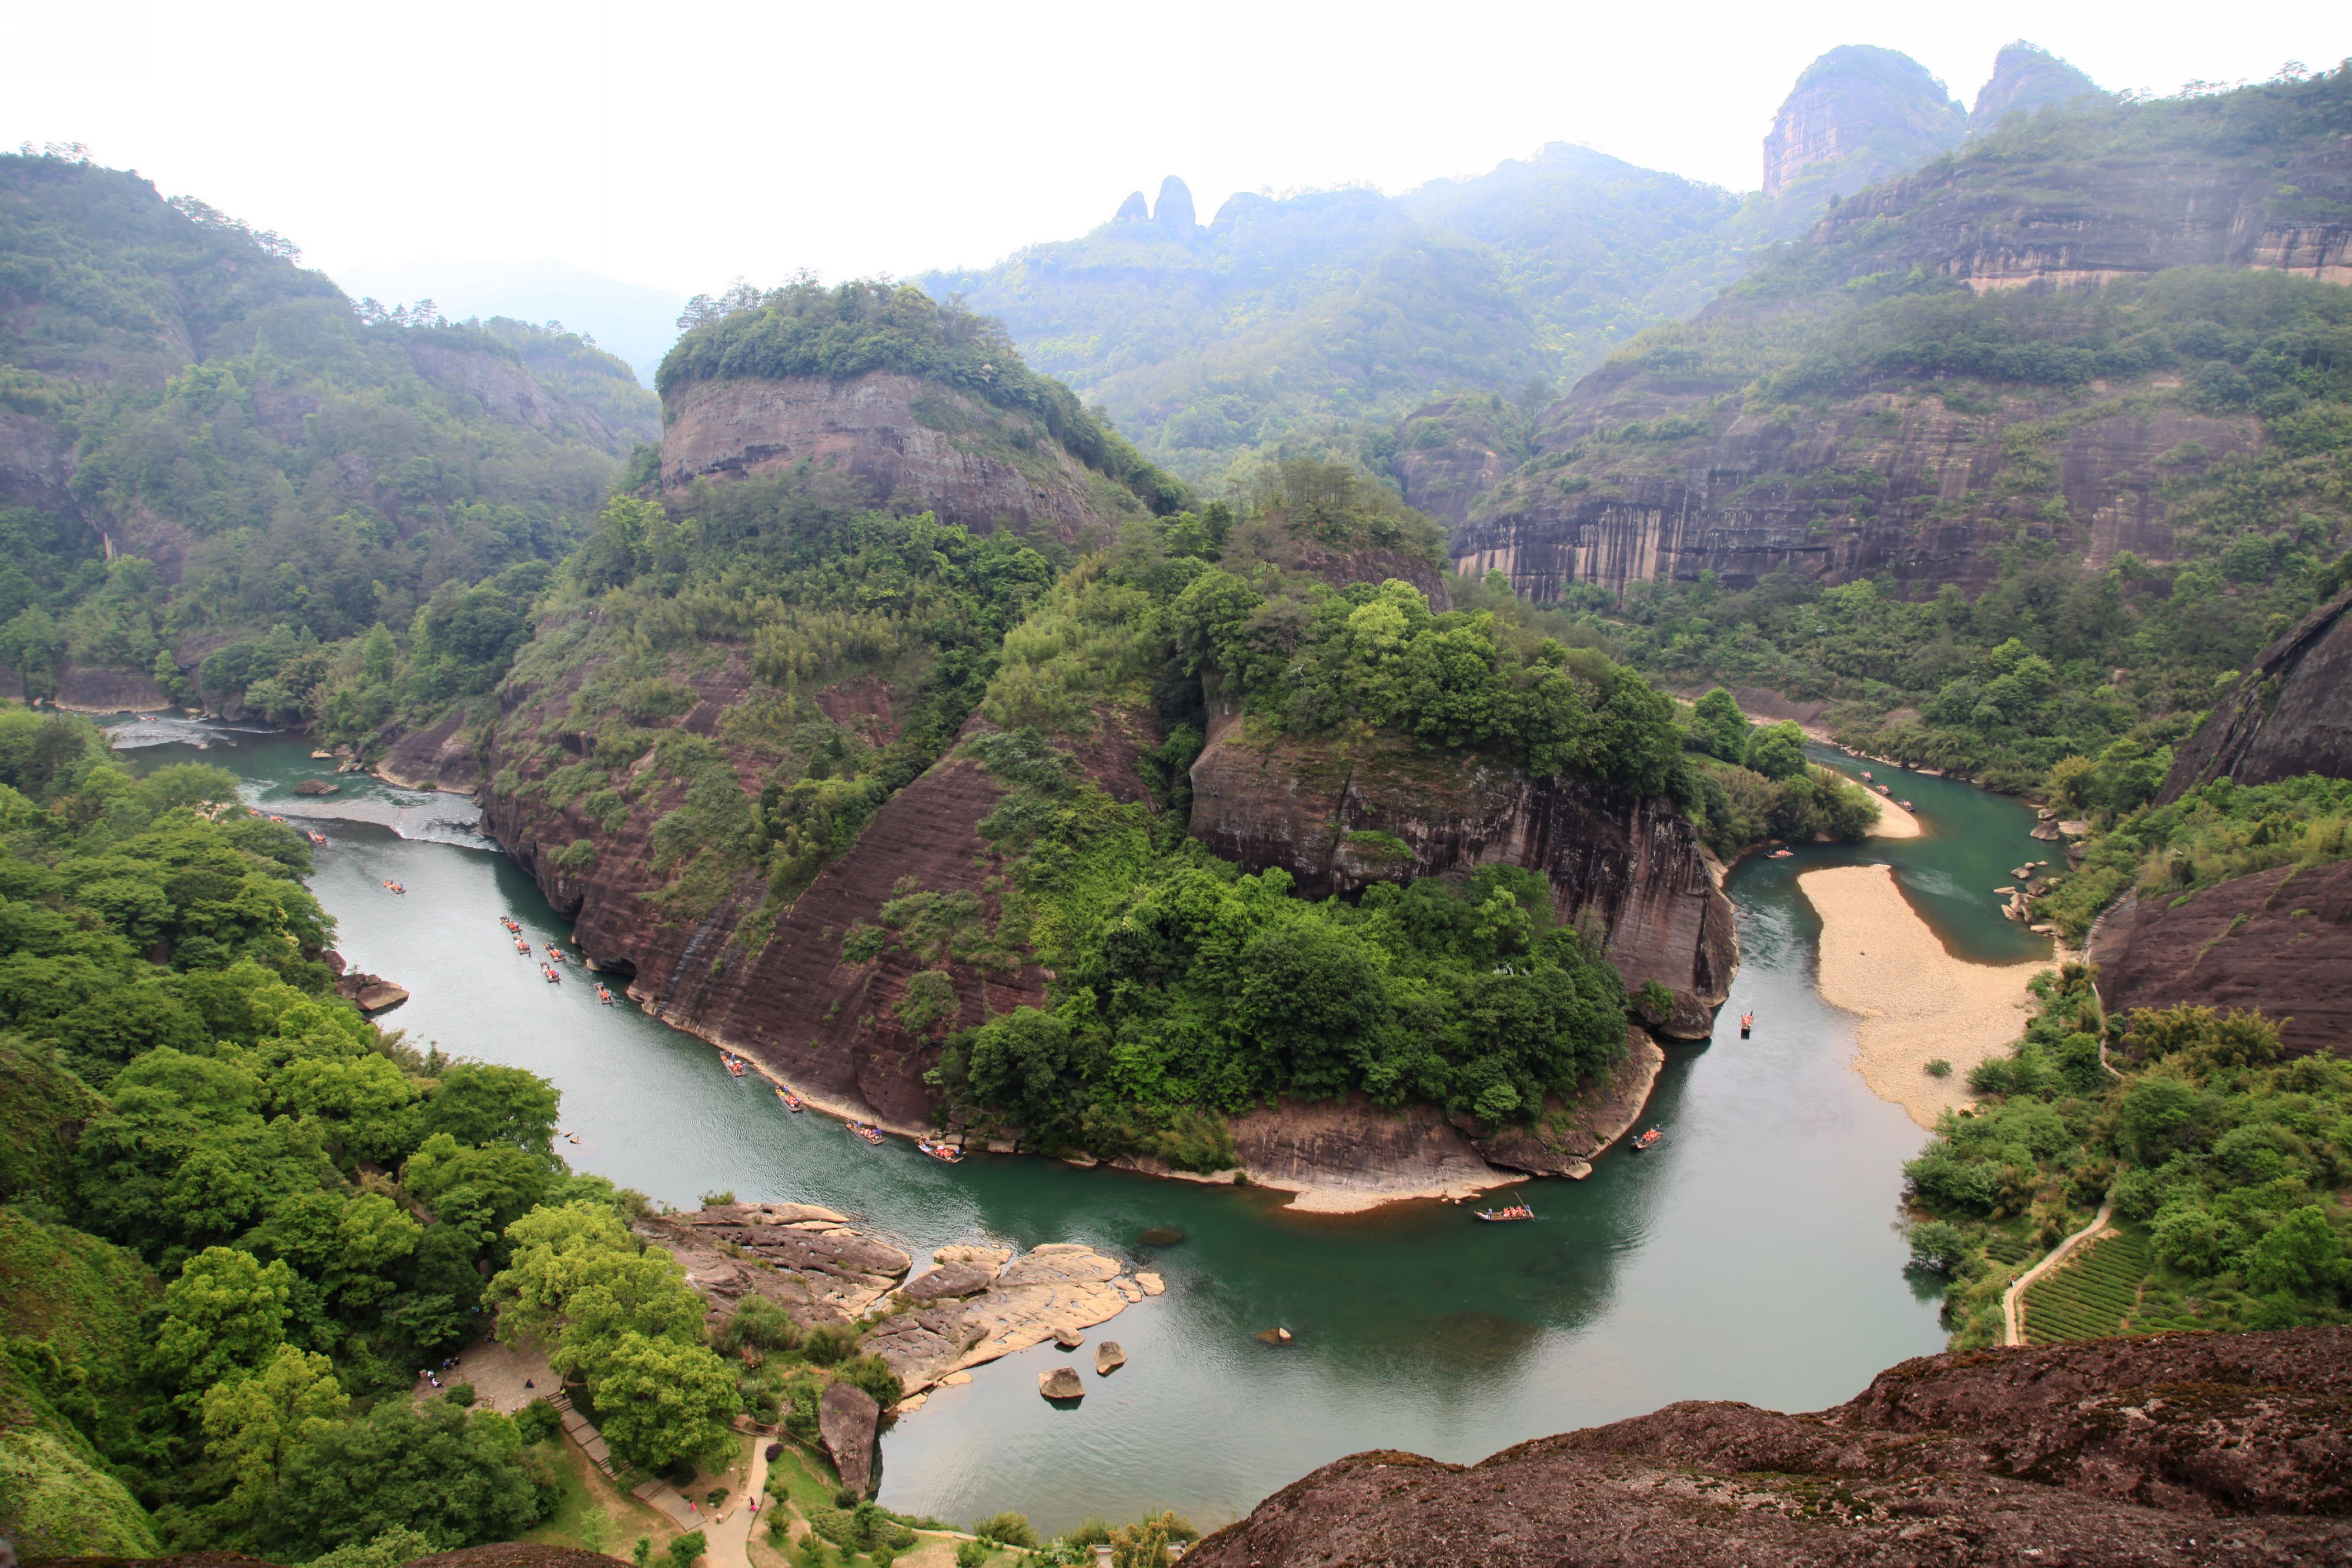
xmin=109 ymin=719 xmax=2044 ymax=1533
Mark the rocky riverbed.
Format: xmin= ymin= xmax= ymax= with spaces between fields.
xmin=641 ymin=1202 xmax=1160 ymax=1403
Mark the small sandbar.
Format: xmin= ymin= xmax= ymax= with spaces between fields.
xmin=1798 ymin=864 xmax=2047 ymax=1128
xmin=1867 ymin=795 xmax=1923 ymax=839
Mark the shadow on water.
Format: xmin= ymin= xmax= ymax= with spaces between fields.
xmin=109 ymin=719 xmax=2047 ymax=1532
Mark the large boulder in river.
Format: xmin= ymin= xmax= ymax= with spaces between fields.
xmin=1095 ymin=1341 xmax=1126 ymax=1375
xmin=1038 ymin=1366 xmax=1085 ymax=1400
xmin=292 ymin=778 xmax=342 ymax=796
xmin=333 ymin=971 xmax=409 ymax=1013
xmin=818 ymin=1380 xmax=880 ymax=1495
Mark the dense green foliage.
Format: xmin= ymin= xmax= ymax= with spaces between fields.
xmin=487 ymin=1203 xmax=738 ymax=1472
xmin=0 ymin=709 xmax=740 ymax=1555
xmin=1905 ymin=977 xmax=2352 ymax=1348
xmin=0 ymin=151 xmax=652 ymax=711
xmin=2033 ymin=773 xmax=2352 ymax=942
xmin=660 ymin=279 xmax=1181 ymax=512
xmin=917 ymin=483 xmax=1686 ymax=1151
xmin=1563 ymin=264 xmax=2352 ymax=792
xmin=489 ymin=478 xmax=1064 ymax=922
xmin=940 ymin=820 xmax=1631 ymax=1144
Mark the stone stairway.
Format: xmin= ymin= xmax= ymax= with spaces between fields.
xmin=549 ymin=1389 xmax=696 ymax=1526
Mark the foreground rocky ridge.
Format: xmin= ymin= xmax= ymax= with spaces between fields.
xmin=1188 ymin=1327 xmax=2352 ymax=1567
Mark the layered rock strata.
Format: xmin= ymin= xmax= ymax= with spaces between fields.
xmin=1188 ymin=707 xmax=1735 ymax=1035
xmin=657 ymin=371 xmax=1144 ymax=544
xmin=1455 ymin=394 xmax=2257 ymax=600
xmin=863 ymin=1242 xmax=1142 ymax=1395
xmin=1188 ymin=1326 xmax=2352 ymax=1567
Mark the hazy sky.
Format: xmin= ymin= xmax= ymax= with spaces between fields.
xmin=8 ymin=2 xmax=2344 ymax=297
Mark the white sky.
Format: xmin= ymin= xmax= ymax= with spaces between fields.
xmin=7 ymin=1 xmax=2344 ymax=297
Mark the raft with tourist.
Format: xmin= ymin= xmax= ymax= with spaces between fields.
xmin=1631 ymin=1127 xmax=1664 ymax=1151
xmin=777 ymin=1086 xmax=804 ymax=1112
xmin=917 ymin=1138 xmax=965 ymax=1164
xmin=1474 ymin=1204 xmax=1534 ymax=1222
xmin=848 ymin=1120 xmax=884 ymax=1145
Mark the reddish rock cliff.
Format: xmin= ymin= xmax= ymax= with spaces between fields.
xmin=1188 ymin=1327 xmax=2352 ymax=1567
xmin=2087 ymin=864 xmax=2352 ymax=1058
xmin=1188 ymin=704 xmax=1735 ymax=1037
xmin=2159 ymin=584 xmax=2352 ymax=801
xmin=1760 ymin=46 xmax=1965 ymax=200
xmin=659 ymin=371 xmax=1145 ymax=544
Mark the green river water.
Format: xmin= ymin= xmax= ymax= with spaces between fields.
xmin=109 ymin=718 xmax=2050 ymax=1533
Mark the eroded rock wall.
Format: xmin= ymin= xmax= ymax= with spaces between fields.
xmin=659 ymin=371 xmax=1139 ymax=544
xmin=1188 ymin=704 xmax=1735 ymax=1035
xmin=1455 ymin=392 xmax=2257 ymax=600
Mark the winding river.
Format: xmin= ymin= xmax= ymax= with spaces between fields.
xmin=112 ymin=719 xmax=2049 ymax=1533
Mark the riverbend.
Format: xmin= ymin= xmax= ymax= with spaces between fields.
xmin=114 ymin=718 xmax=2049 ymax=1534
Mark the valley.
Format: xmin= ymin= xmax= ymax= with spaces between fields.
xmin=3 ymin=32 xmax=2350 ymax=1568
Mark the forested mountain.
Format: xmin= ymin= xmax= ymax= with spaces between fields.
xmin=1455 ymin=62 xmax=2352 ymax=788
xmin=0 ymin=151 xmax=656 ymax=715
xmin=921 ymin=42 xmax=2104 ymax=480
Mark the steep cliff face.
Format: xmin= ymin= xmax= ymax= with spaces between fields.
xmin=1188 ymin=704 xmax=1735 ymax=1036
xmin=1455 ymin=389 xmax=2256 ymax=597
xmin=2088 ymin=864 xmax=2352 ymax=1057
xmin=2159 ymin=585 xmax=2352 ymax=800
xmin=486 ymin=701 xmax=1074 ymax=1126
xmin=1454 ymin=71 xmax=2350 ymax=605
xmin=1970 ymin=41 xmax=2104 ymax=129
xmin=658 ymin=372 xmax=1144 ymax=543
xmin=1188 ymin=1326 xmax=2352 ymax=1567
xmin=1816 ymin=118 xmax=2352 ymax=292
xmin=1760 ymin=46 xmax=1965 ymax=200
xmin=2082 ymin=586 xmax=2352 ymax=1052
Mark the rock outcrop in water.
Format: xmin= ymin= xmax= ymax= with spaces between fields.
xmin=1185 ymin=1327 xmax=2352 ymax=1567
xmin=642 ymin=1205 xmax=1150 ymax=1403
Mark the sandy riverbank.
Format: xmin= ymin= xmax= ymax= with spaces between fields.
xmin=1868 ymin=794 xmax=1923 ymax=838
xmin=1798 ymin=864 xmax=2050 ymax=1129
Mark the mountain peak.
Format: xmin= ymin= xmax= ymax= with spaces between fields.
xmin=1971 ymin=41 xmax=2104 ymax=129
xmin=1154 ymin=176 xmax=1197 ymax=239
xmin=1762 ymin=44 xmax=1965 ymax=198
xmin=1114 ymin=190 xmax=1148 ymax=223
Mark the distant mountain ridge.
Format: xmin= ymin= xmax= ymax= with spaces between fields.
xmin=923 ymin=42 xmax=2109 ymax=478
